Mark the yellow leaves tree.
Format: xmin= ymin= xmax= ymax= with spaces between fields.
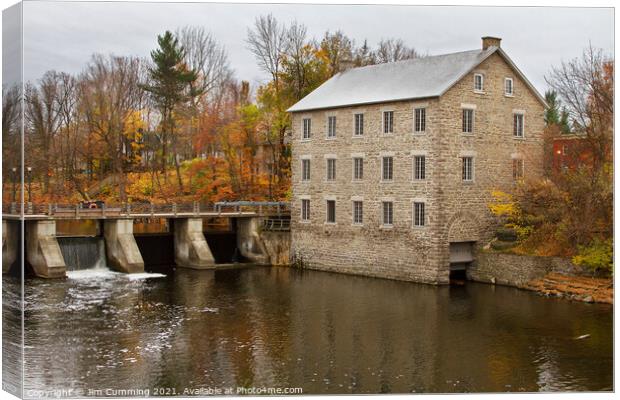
xmin=122 ymin=109 xmax=146 ymax=167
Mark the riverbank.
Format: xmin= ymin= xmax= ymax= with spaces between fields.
xmin=524 ymin=272 xmax=613 ymax=304
xmin=468 ymin=251 xmax=613 ymax=304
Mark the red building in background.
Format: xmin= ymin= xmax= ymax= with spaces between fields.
xmin=551 ymin=134 xmax=593 ymax=172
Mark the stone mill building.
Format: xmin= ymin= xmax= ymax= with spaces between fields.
xmin=287 ymin=37 xmax=547 ymax=284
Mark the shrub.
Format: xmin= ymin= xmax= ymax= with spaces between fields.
xmin=496 ymin=227 xmax=517 ymax=242
xmin=572 ymin=238 xmax=613 ymax=273
xmin=490 ymin=240 xmax=517 ymax=251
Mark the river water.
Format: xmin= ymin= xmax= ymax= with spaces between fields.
xmin=2 ymin=266 xmax=613 ymax=395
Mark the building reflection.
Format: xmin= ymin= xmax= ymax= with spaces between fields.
xmin=13 ymin=267 xmax=613 ymax=395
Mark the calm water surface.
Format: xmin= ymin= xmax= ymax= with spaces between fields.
xmin=3 ymin=266 xmax=613 ymax=395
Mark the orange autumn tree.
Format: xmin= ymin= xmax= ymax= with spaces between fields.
xmin=187 ymin=80 xmax=265 ymax=202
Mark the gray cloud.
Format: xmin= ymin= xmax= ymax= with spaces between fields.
xmin=20 ymin=1 xmax=614 ymax=94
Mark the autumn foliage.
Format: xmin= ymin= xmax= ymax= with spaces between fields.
xmin=489 ymin=47 xmax=613 ymax=273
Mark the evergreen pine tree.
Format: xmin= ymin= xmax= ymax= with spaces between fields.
xmin=141 ymin=31 xmax=201 ymax=190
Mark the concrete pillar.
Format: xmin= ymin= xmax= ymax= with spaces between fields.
xmin=2 ymin=220 xmax=19 ymax=274
xmin=236 ymin=217 xmax=269 ymax=265
xmin=173 ymin=218 xmax=215 ymax=269
xmin=25 ymin=220 xmax=67 ymax=278
xmin=104 ymin=219 xmax=144 ymax=273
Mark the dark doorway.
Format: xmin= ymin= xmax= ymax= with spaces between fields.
xmin=449 ymin=241 xmax=475 ymax=284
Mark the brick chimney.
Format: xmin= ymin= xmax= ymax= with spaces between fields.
xmin=482 ymin=36 xmax=502 ymax=50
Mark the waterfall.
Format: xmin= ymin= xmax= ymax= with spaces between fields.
xmin=58 ymin=237 xmax=107 ymax=271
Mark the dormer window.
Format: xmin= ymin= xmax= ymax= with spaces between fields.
xmin=474 ymin=74 xmax=484 ymax=92
xmin=505 ymin=78 xmax=514 ymax=96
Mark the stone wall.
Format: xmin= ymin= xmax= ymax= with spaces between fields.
xmin=260 ymin=231 xmax=291 ymax=266
xmin=290 ymin=49 xmax=545 ymax=284
xmin=468 ymin=251 xmax=596 ymax=287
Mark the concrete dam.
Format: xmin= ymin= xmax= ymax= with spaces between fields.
xmin=2 ymin=202 xmax=291 ymax=278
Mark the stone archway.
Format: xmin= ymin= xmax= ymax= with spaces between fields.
xmin=446 ymin=211 xmax=481 ymax=243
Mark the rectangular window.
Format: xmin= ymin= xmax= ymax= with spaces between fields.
xmin=514 ymin=113 xmax=524 ymax=137
xmin=382 ymin=156 xmax=393 ymax=181
xmin=354 ymin=113 xmax=364 ymax=136
xmin=327 ymin=116 xmax=336 ymax=138
xmin=383 ymin=111 xmax=394 ymax=134
xmin=414 ymin=155 xmax=426 ymax=180
xmin=414 ymin=108 xmax=426 ymax=133
xmin=414 ymin=202 xmax=425 ymax=227
xmin=301 ymin=159 xmax=310 ymax=181
xmin=326 ymin=200 xmax=336 ymax=223
xmin=353 ymin=157 xmax=364 ymax=180
xmin=505 ymin=78 xmax=514 ymax=96
xmin=327 ymin=158 xmax=336 ymax=181
xmin=462 ymin=156 xmax=474 ymax=181
xmin=302 ymin=118 xmax=312 ymax=139
xmin=382 ymin=201 xmax=393 ymax=226
xmin=513 ymin=159 xmax=524 ymax=181
xmin=301 ymin=199 xmax=310 ymax=221
xmin=562 ymin=144 xmax=568 ymax=155
xmin=474 ymin=74 xmax=484 ymax=92
xmin=462 ymin=109 xmax=474 ymax=133
xmin=353 ymin=201 xmax=363 ymax=224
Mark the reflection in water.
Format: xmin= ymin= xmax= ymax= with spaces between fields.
xmin=2 ymin=267 xmax=613 ymax=395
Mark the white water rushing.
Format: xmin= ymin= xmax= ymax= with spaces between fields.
xmin=59 ymin=236 xmax=166 ymax=280
xmin=66 ymin=268 xmax=166 ymax=281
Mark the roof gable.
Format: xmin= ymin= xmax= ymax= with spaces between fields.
xmin=287 ymin=46 xmax=546 ymax=112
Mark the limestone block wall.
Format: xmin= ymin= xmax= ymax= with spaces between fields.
xmin=260 ymin=231 xmax=291 ymax=266
xmin=436 ymin=52 xmax=546 ymax=248
xmin=290 ymin=51 xmax=545 ymax=284
xmin=468 ymin=251 xmax=596 ymax=287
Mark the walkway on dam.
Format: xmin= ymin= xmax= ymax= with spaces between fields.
xmin=2 ymin=201 xmax=290 ymax=220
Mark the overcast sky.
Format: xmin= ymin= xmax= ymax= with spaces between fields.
xmin=13 ymin=1 xmax=615 ymax=94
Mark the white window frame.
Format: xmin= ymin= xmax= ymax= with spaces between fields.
xmin=513 ymin=113 xmax=525 ymax=138
xmin=326 ymin=158 xmax=337 ymax=181
xmin=301 ymin=159 xmax=311 ymax=181
xmin=382 ymin=201 xmax=394 ymax=227
xmin=301 ymin=198 xmax=311 ymax=222
xmin=462 ymin=108 xmax=475 ymax=134
xmin=354 ymin=113 xmax=364 ymax=137
xmin=352 ymin=157 xmax=364 ymax=181
xmin=413 ymin=202 xmax=426 ymax=228
xmin=382 ymin=110 xmax=394 ymax=134
xmin=504 ymin=77 xmax=514 ymax=96
xmin=302 ymin=117 xmax=312 ymax=140
xmin=413 ymin=155 xmax=426 ymax=180
xmin=381 ymin=156 xmax=394 ymax=181
xmin=474 ymin=73 xmax=484 ymax=93
xmin=352 ymin=200 xmax=363 ymax=225
xmin=462 ymin=156 xmax=474 ymax=182
xmin=414 ymin=107 xmax=426 ymax=134
xmin=327 ymin=115 xmax=337 ymax=139
xmin=474 ymin=73 xmax=484 ymax=92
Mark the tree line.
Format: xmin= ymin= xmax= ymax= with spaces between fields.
xmin=2 ymin=15 xmax=421 ymax=205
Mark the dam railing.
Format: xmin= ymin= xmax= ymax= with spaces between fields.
xmin=2 ymin=201 xmax=290 ymax=220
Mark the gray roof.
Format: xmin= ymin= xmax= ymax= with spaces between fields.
xmin=287 ymin=47 xmax=546 ymax=112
